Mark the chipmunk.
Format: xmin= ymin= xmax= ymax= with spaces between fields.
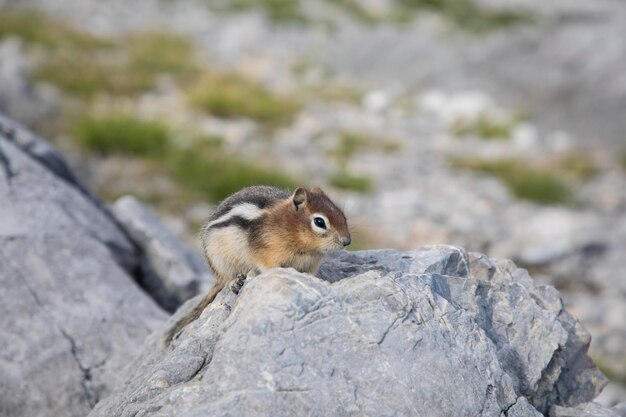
xmin=164 ymin=185 xmax=351 ymax=345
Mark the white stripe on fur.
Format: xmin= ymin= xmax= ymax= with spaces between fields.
xmin=207 ymin=203 xmax=265 ymax=228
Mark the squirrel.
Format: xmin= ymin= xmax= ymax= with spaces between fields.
xmin=164 ymin=185 xmax=351 ymax=345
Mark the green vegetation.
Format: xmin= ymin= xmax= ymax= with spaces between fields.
xmin=210 ymin=0 xmax=306 ymax=23
xmin=395 ymin=0 xmax=533 ymax=31
xmin=125 ymin=31 xmax=198 ymax=79
xmin=325 ymin=0 xmax=381 ymax=25
xmin=168 ymin=148 xmax=299 ymax=201
xmin=324 ymin=130 xmax=396 ymax=193
xmin=620 ymin=149 xmax=626 ymax=170
xmin=0 ymin=11 xmax=198 ymax=98
xmin=291 ymin=59 xmax=364 ymax=104
xmin=36 ymin=30 xmax=198 ymax=98
xmin=70 ymin=112 xmax=298 ymax=201
xmin=451 ymin=115 xmax=517 ymax=140
xmin=452 ymin=158 xmax=572 ymax=205
xmin=71 ymin=114 xmax=170 ymax=156
xmin=329 ymin=170 xmax=373 ymax=193
xmin=0 ymin=10 xmax=110 ymax=50
xmin=330 ymin=130 xmax=400 ymax=164
xmin=36 ymin=53 xmax=148 ymax=98
xmin=189 ymin=73 xmax=300 ymax=126
xmin=205 ymin=0 xmax=533 ymax=31
xmin=303 ymin=83 xmax=364 ymax=104
xmin=550 ymin=151 xmax=598 ymax=181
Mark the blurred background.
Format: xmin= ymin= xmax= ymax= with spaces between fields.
xmin=0 ymin=0 xmax=625 ymax=404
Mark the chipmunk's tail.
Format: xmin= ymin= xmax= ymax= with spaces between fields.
xmin=163 ymin=284 xmax=221 ymax=347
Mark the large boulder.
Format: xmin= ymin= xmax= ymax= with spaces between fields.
xmin=0 ymin=114 xmax=167 ymax=417
xmin=111 ymin=195 xmax=214 ymax=313
xmin=89 ymin=246 xmax=606 ymax=417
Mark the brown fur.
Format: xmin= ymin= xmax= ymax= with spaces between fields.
xmin=163 ymin=186 xmax=349 ymax=346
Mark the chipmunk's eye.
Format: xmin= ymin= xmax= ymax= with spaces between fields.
xmin=314 ymin=217 xmax=327 ymax=229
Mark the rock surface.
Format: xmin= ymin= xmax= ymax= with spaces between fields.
xmin=89 ymin=246 xmax=606 ymax=417
xmin=0 ymin=115 xmax=167 ymax=417
xmin=112 ymin=195 xmax=214 ymax=312
xmin=551 ymin=402 xmax=626 ymax=417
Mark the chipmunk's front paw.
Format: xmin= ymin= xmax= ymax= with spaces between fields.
xmin=230 ymin=273 xmax=247 ymax=294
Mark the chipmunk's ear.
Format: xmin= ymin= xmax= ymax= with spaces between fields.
xmin=292 ymin=187 xmax=307 ymax=210
xmin=310 ymin=186 xmax=327 ymax=196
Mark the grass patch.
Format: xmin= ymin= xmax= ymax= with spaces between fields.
xmin=189 ymin=73 xmax=300 ymax=126
xmin=37 ymin=30 xmax=198 ymax=98
xmin=329 ymin=170 xmax=373 ymax=193
xmin=452 ymin=158 xmax=572 ymax=205
xmin=396 ymin=0 xmax=533 ymax=32
xmin=451 ymin=115 xmax=516 ymax=140
xmin=325 ymin=0 xmax=381 ymax=25
xmin=0 ymin=11 xmax=201 ymax=99
xmin=71 ymin=114 xmax=170 ymax=156
xmin=547 ymin=151 xmax=598 ymax=181
xmin=125 ymin=31 xmax=199 ymax=81
xmin=0 ymin=9 xmax=111 ymax=50
xmin=71 ymin=111 xmax=299 ymax=201
xmin=36 ymin=52 xmax=154 ymax=98
xmin=209 ymin=0 xmax=306 ymax=23
xmin=167 ymin=148 xmax=300 ymax=201
xmin=205 ymin=0 xmax=532 ymax=31
xmin=620 ymin=149 xmax=626 ymax=170
xmin=305 ymin=83 xmax=364 ymax=104
xmin=330 ymin=130 xmax=400 ymax=164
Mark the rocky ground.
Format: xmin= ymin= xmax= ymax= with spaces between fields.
xmin=1 ymin=0 xmax=626 ymax=409
xmin=0 ymin=115 xmax=623 ymax=416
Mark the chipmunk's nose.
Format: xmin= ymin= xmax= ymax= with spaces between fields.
xmin=342 ymin=236 xmax=351 ymax=247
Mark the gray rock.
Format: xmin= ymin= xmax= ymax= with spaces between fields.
xmin=507 ymin=397 xmax=544 ymax=417
xmin=0 ymin=113 xmax=168 ymax=417
xmin=551 ymin=402 xmax=626 ymax=417
xmin=89 ymin=246 xmax=605 ymax=417
xmin=0 ymin=114 xmax=137 ymax=268
xmin=0 ymin=112 xmax=85 ymax=194
xmin=112 ymin=195 xmax=214 ymax=312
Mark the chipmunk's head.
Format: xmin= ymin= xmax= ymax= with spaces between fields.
xmin=291 ymin=186 xmax=351 ymax=252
